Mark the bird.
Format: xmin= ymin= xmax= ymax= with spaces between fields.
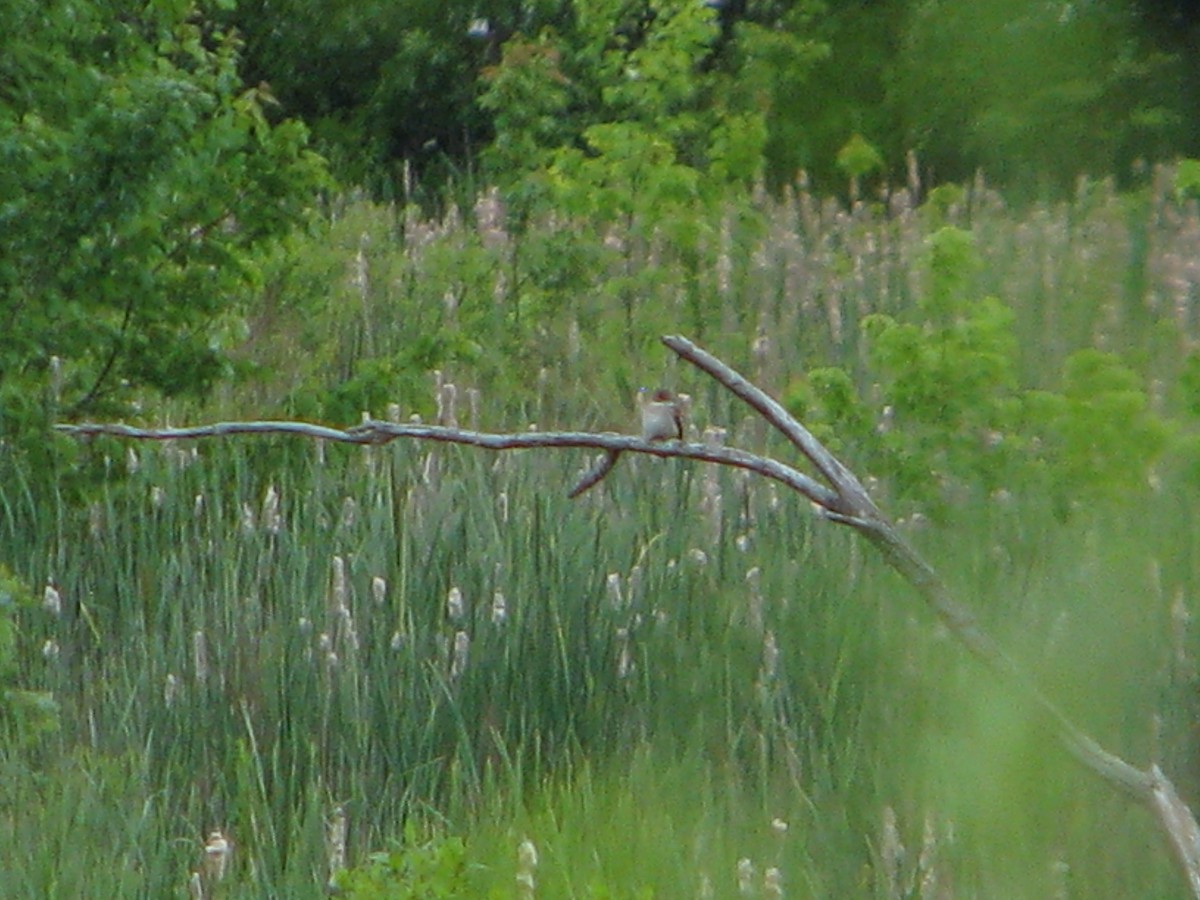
xmin=569 ymin=387 xmax=685 ymax=499
xmin=639 ymin=388 xmax=684 ymax=442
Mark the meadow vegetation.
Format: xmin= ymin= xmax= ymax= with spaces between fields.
xmin=4 ymin=163 xmax=1200 ymax=897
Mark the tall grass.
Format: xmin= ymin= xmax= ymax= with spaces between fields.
xmin=5 ymin=168 xmax=1200 ymax=896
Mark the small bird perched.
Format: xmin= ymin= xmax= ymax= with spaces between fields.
xmin=569 ymin=387 xmax=684 ymax=499
xmin=639 ymin=388 xmax=684 ymax=442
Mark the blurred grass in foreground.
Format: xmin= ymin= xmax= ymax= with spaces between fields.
xmin=2 ymin=421 xmax=1195 ymax=896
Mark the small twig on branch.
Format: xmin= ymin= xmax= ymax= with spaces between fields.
xmin=568 ymin=448 xmax=621 ymax=499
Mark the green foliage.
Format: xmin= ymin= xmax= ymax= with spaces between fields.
xmin=471 ymin=2 xmax=820 ymax=368
xmin=891 ymin=0 xmax=1184 ymax=197
xmin=334 ymin=824 xmax=470 ymax=898
xmin=477 ymin=33 xmax=572 ymax=203
xmin=480 ymin=0 xmax=793 ymax=214
xmin=0 ymin=566 xmax=58 ymax=747
xmin=1175 ymin=158 xmax=1200 ymax=203
xmin=789 ymin=224 xmax=1168 ymax=518
xmin=1176 ymin=350 xmax=1200 ymax=419
xmin=782 ymin=366 xmax=874 ymax=453
xmin=835 ymin=132 xmax=885 ymax=184
xmin=220 ymin=0 xmax=1199 ymax=201
xmin=0 ymin=0 xmax=327 ymax=449
xmin=1029 ymin=349 xmax=1172 ymax=506
xmin=855 ymin=227 xmax=1022 ymax=507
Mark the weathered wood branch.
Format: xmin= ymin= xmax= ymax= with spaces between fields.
xmin=54 ymin=334 xmax=1200 ymax=895
xmin=657 ymin=333 xmax=1200 ymax=894
xmin=53 ymin=419 xmax=842 ymax=511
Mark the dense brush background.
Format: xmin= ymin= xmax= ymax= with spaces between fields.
xmin=6 ymin=1 xmax=1200 ymax=897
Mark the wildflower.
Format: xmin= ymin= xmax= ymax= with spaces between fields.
xmin=192 ymin=630 xmax=208 ymax=684
xmin=42 ymin=640 xmax=59 ymax=661
xmin=327 ymin=806 xmax=348 ymax=889
xmin=764 ymin=866 xmax=783 ymax=898
xmin=240 ymin=502 xmax=256 ymax=535
xmin=437 ymin=382 xmax=459 ymax=427
xmin=390 ymin=631 xmax=404 ymax=651
xmin=627 ymin=565 xmax=643 ymax=601
xmin=450 ymin=631 xmax=470 ymax=681
xmin=339 ymin=496 xmax=358 ymax=530
xmin=771 ymin=818 xmax=789 ymax=836
xmin=880 ymin=806 xmax=904 ymax=898
xmin=605 ymin=572 xmax=624 ymax=610
xmin=687 ymin=548 xmax=709 ymax=566
xmin=761 ymin=631 xmax=779 ymax=682
xmin=338 ymin=605 xmax=360 ymax=652
xmin=737 ymin=858 xmax=755 ymax=896
xmin=517 ymin=838 xmax=538 ymax=898
xmin=42 ymin=582 xmax=61 ymax=616
xmin=330 ymin=556 xmax=348 ymax=614
xmin=150 ymin=485 xmax=165 ymax=508
xmin=352 ymin=238 xmax=369 ymax=300
xmin=752 ymin=327 xmax=771 ymax=369
xmin=261 ymin=484 xmax=281 ymax=534
xmin=616 ymin=627 xmax=634 ymax=680
xmin=746 ymin=567 xmax=764 ymax=633
xmin=447 ymin=586 xmax=465 ymax=623
xmin=202 ymin=830 xmax=232 ymax=883
xmin=423 ymin=452 xmax=440 ymax=487
xmin=193 ymin=493 xmax=204 ymax=519
xmin=49 ymin=355 xmax=62 ymax=401
xmin=371 ymin=575 xmax=387 ymax=606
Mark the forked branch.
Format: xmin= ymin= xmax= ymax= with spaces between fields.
xmin=54 ymin=334 xmax=1200 ymax=896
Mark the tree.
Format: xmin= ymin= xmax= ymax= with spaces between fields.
xmin=890 ymin=0 xmax=1185 ymax=196
xmin=0 ymin=0 xmax=327 ymax=452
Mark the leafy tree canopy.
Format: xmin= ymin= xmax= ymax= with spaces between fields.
xmin=0 ymin=0 xmax=327 ymax=448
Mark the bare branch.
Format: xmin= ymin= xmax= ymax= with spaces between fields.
xmin=53 ymin=419 xmax=842 ymax=511
xmin=568 ymin=449 xmax=621 ymax=499
xmin=663 ymin=334 xmax=881 ymax=519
